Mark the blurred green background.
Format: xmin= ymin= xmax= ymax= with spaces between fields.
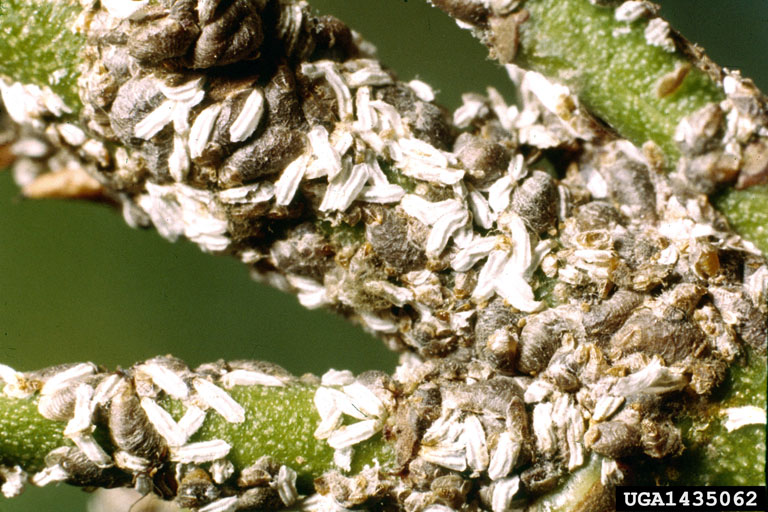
xmin=1 ymin=0 xmax=766 ymax=510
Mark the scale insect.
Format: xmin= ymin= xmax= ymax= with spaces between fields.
xmin=0 ymin=0 xmax=766 ymax=509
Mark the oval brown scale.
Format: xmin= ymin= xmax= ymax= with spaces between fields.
xmin=584 ymin=421 xmax=641 ymax=459
xmin=108 ymin=383 xmax=168 ymax=461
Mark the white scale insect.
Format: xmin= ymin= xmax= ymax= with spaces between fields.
xmin=644 ymin=17 xmax=675 ymax=52
xmin=229 ymin=88 xmax=265 ymax=143
xmin=0 ymin=79 xmax=72 ymax=129
xmin=610 ymin=357 xmax=687 ymax=396
xmin=320 ymin=369 xmax=355 ymax=387
xmin=488 ymin=431 xmax=521 ymax=481
xmin=70 ymin=432 xmax=113 ymax=468
xmin=210 ymin=458 xmax=235 ymax=485
xmin=301 ymin=61 xmax=353 ymax=121
xmin=614 ymin=0 xmax=654 ymax=22
xmin=592 ymin=395 xmax=625 ymax=422
xmin=400 ymin=194 xmax=470 ymax=257
xmin=135 ymin=361 xmax=189 ymax=399
xmin=343 ymin=60 xmax=393 ymax=88
xmin=63 ymin=383 xmax=95 ymax=435
xmin=100 ymin=0 xmax=148 ymax=19
xmin=192 ymin=377 xmax=246 ymax=424
xmin=327 ymin=420 xmax=381 ymax=450
xmin=170 ymin=440 xmax=232 ymax=464
xmin=460 ymin=414 xmax=489 ymax=474
xmin=285 ymin=274 xmax=331 ymax=310
xmin=0 ymin=364 xmax=24 ymax=397
xmin=221 ymin=369 xmax=286 ymax=388
xmin=140 ymin=397 xmax=188 ymax=447
xmin=276 ymin=465 xmax=299 ymax=506
xmin=189 ymin=104 xmax=223 ymax=159
xmin=39 ymin=363 xmax=97 ymax=396
xmin=358 ymin=311 xmax=399 ymax=334
xmin=492 ymin=475 xmax=521 ymax=512
xmin=532 ymin=402 xmax=557 ymax=456
xmin=423 ymin=505 xmax=455 ymax=512
xmin=30 ymin=465 xmax=69 ymax=487
xmin=138 ymin=183 xmax=230 ymax=253
xmin=313 ymin=381 xmax=388 ymax=469
xmin=114 ymin=451 xmax=151 ymax=472
xmin=419 ymin=409 xmax=468 ymax=472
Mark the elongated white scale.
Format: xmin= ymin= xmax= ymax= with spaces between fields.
xmin=192 ymin=378 xmax=245 ymax=424
xmin=229 ymin=88 xmax=265 ymax=143
xmin=170 ymin=440 xmax=232 ymax=464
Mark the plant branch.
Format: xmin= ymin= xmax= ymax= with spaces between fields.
xmin=430 ymin=0 xmax=768 ymax=252
xmin=1 ymin=357 xmax=396 ymax=509
xmin=1 ymin=0 xmax=766 ymax=511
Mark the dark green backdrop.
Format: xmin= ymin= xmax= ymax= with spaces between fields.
xmin=1 ymin=1 xmax=766 ymax=510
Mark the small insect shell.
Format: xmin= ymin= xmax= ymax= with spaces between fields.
xmin=430 ymin=474 xmax=472 ymax=509
xmin=519 ymin=460 xmax=561 ymax=495
xmin=174 ymin=468 xmax=221 ymax=510
xmin=608 ymin=305 xmax=703 ymax=364
xmin=640 ymin=418 xmax=682 ymax=458
xmin=109 ymin=75 xmax=166 ymax=146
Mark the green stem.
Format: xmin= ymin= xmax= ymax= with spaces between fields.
xmin=515 ymin=0 xmax=723 ymax=162
xmin=0 ymin=363 xmax=394 ymax=499
xmin=515 ymin=0 xmax=768 ymax=255
xmin=713 ymin=185 xmax=768 ymax=255
xmin=0 ymin=395 xmax=69 ymax=472
xmin=430 ymin=0 xmax=768 ymax=253
xmin=0 ymin=0 xmax=83 ymax=114
xmin=159 ymin=384 xmax=394 ymax=489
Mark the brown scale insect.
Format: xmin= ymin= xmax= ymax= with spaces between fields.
xmin=366 ymin=206 xmax=429 ymax=275
xmin=314 ymin=468 xmax=389 ymax=508
xmin=430 ymin=0 xmax=491 ymax=28
xmin=609 ymin=285 xmax=706 ymax=364
xmin=127 ymin=1 xmax=201 ymax=65
xmin=390 ymin=384 xmax=442 ymax=468
xmin=237 ymin=487 xmax=284 ymax=510
xmin=517 ymin=305 xmax=581 ymax=375
xmin=37 ymin=384 xmax=81 ymax=421
xmin=108 ymin=380 xmax=168 ymax=462
xmin=219 ymin=126 xmax=307 ymax=188
xmin=377 ymin=84 xmax=455 ymax=150
xmin=474 ymin=298 xmax=524 ymax=371
xmin=511 ymin=170 xmax=560 ymax=234
xmin=584 ymin=420 xmax=641 ymax=459
xmin=48 ymin=447 xmax=130 ymax=489
xmin=598 ymin=142 xmax=658 ymax=221
xmin=709 ymin=286 xmax=768 ymax=352
xmin=455 ymin=133 xmax=511 ymax=188
xmin=191 ymin=0 xmax=264 ymax=68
